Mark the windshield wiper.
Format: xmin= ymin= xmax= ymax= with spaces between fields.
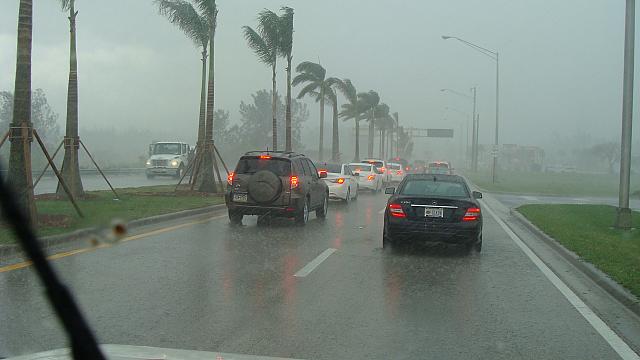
xmin=0 ymin=169 xmax=106 ymax=359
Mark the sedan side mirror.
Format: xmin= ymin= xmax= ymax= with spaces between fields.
xmin=385 ymin=187 xmax=395 ymax=194
xmin=472 ymin=191 xmax=483 ymax=199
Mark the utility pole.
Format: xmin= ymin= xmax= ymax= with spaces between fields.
xmin=471 ymin=87 xmax=478 ymax=171
xmin=616 ymin=0 xmax=635 ymax=229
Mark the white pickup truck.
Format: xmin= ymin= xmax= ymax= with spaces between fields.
xmin=145 ymin=142 xmax=192 ymax=179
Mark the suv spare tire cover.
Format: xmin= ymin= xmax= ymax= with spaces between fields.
xmin=248 ymin=170 xmax=283 ymax=203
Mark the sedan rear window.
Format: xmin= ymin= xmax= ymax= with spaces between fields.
xmin=235 ymin=158 xmax=291 ymax=176
xmin=316 ymin=163 xmax=342 ymax=173
xmin=363 ymin=160 xmax=384 ymax=168
xmin=400 ymin=180 xmax=468 ymax=198
xmin=349 ymin=164 xmax=372 ymax=173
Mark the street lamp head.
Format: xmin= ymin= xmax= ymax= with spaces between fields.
xmin=440 ymin=89 xmax=447 ymax=92
xmin=441 ymin=35 xmax=453 ymax=40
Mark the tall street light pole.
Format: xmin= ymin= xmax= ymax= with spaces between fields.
xmin=442 ymin=35 xmax=499 ymax=183
xmin=616 ymin=0 xmax=635 ymax=229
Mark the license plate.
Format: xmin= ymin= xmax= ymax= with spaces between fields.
xmin=424 ymin=207 xmax=444 ymax=218
xmin=233 ymin=192 xmax=248 ymax=203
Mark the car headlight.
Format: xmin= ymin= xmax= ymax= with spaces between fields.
xmin=171 ymin=160 xmax=179 ymax=167
xmin=146 ymin=160 xmax=151 ymax=166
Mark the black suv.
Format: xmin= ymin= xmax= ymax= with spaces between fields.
xmin=225 ymin=151 xmax=329 ymax=225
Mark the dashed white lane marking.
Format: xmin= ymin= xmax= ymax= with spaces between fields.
xmin=294 ymin=248 xmax=337 ymax=278
xmin=378 ymin=207 xmax=386 ymax=214
xmin=481 ymin=201 xmax=640 ymax=360
xmin=521 ymin=195 xmax=539 ymax=202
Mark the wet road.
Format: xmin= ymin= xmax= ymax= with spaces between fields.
xmin=34 ymin=173 xmax=178 ymax=195
xmin=1 ymin=192 xmax=639 ymax=359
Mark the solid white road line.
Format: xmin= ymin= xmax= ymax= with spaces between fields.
xmin=378 ymin=207 xmax=386 ymax=214
xmin=481 ymin=201 xmax=640 ymax=360
xmin=521 ymin=195 xmax=539 ymax=201
xmin=294 ymin=248 xmax=337 ymax=278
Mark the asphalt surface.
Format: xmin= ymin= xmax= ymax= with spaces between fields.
xmin=1 ymin=191 xmax=639 ymax=359
xmin=34 ymin=173 xmax=178 ymax=195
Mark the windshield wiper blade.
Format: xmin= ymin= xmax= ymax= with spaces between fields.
xmin=0 ymin=169 xmax=106 ymax=359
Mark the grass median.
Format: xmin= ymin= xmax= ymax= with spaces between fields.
xmin=465 ymin=170 xmax=640 ymax=197
xmin=0 ymin=185 xmax=225 ymax=245
xmin=517 ymin=204 xmax=640 ymax=298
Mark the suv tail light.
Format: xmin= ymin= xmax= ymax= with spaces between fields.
xmin=227 ymin=172 xmax=234 ymax=185
xmin=367 ymin=174 xmax=375 ymax=181
xmin=388 ymin=203 xmax=406 ymax=218
xmin=463 ymin=207 xmax=481 ymax=221
xmin=290 ymin=175 xmax=299 ymax=189
xmin=318 ymin=169 xmax=328 ymax=177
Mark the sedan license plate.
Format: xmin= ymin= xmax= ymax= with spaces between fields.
xmin=424 ymin=207 xmax=444 ymax=218
xmin=233 ymin=192 xmax=248 ymax=203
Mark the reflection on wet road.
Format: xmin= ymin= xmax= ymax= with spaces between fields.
xmin=0 ymin=192 xmax=634 ymax=359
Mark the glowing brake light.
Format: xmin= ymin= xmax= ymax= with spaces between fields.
xmin=367 ymin=174 xmax=375 ymax=181
xmin=463 ymin=207 xmax=481 ymax=222
xmin=380 ymin=167 xmax=386 ymax=173
xmin=227 ymin=172 xmax=234 ymax=185
xmin=388 ymin=203 xmax=406 ymax=218
xmin=318 ymin=169 xmax=328 ymax=177
xmin=396 ymin=170 xmax=403 ymax=175
xmin=259 ymin=155 xmax=271 ymax=159
xmin=336 ymin=178 xmax=345 ymax=184
xmin=290 ymin=175 xmax=299 ymax=189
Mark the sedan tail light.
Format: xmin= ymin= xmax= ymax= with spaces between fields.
xmin=290 ymin=175 xmax=299 ymax=189
xmin=367 ymin=175 xmax=375 ymax=181
xmin=396 ymin=170 xmax=403 ymax=175
xmin=462 ymin=207 xmax=481 ymax=221
xmin=388 ymin=203 xmax=406 ymax=218
xmin=227 ymin=172 xmax=234 ymax=185
xmin=336 ymin=178 xmax=345 ymax=184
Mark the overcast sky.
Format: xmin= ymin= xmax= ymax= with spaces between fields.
xmin=0 ymin=0 xmax=635 ymax=152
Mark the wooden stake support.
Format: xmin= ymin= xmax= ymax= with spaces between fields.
xmin=79 ymin=140 xmax=119 ymax=200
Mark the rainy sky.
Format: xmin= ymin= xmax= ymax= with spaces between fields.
xmin=0 ymin=0 xmax=635 ymax=152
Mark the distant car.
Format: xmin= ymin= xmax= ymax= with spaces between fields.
xmin=361 ymin=158 xmax=391 ymax=185
xmin=225 ymin=151 xmax=329 ymax=226
xmin=427 ymin=161 xmax=452 ymax=175
xmin=315 ymin=162 xmax=359 ymax=203
xmin=383 ymin=174 xmax=483 ymax=253
xmin=387 ymin=162 xmax=405 ymax=183
xmin=348 ymin=162 xmax=383 ymax=192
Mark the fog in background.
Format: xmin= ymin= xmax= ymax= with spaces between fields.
xmin=0 ymin=0 xmax=637 ymax=168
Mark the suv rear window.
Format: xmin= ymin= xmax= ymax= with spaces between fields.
xmin=400 ymin=179 xmax=468 ymax=198
xmin=236 ymin=157 xmax=292 ymax=176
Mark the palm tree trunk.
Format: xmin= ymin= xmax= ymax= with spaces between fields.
xmin=367 ymin=111 xmax=374 ymax=158
xmin=57 ymin=0 xmax=84 ymax=198
xmin=331 ymin=99 xmax=339 ymax=161
xmin=319 ymin=86 xmax=325 ymax=160
xmin=197 ymin=47 xmax=207 ymax=146
xmin=354 ymin=119 xmax=360 ymax=161
xmin=285 ymin=56 xmax=292 ymax=151
xmin=199 ymin=17 xmax=217 ymax=193
xmin=381 ymin=128 xmax=385 ymax=159
xmin=271 ymin=61 xmax=277 ymax=151
xmin=8 ymin=0 xmax=36 ymax=222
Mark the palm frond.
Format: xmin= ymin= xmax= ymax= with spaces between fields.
xmin=295 ymin=61 xmax=326 ymax=80
xmin=332 ymin=78 xmax=357 ymax=104
xmin=242 ymin=25 xmax=274 ymax=65
xmin=59 ymin=0 xmax=72 ymax=11
xmin=156 ymin=0 xmax=209 ymax=47
xmin=291 ymin=72 xmax=317 ymax=87
xmin=193 ymin=0 xmax=217 ymax=26
xmin=297 ymin=82 xmax=320 ymax=100
xmin=257 ymin=9 xmax=280 ymax=48
xmin=278 ymin=7 xmax=294 ymax=57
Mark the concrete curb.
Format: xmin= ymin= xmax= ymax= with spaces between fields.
xmin=0 ymin=204 xmax=227 ymax=262
xmin=509 ymin=208 xmax=640 ymax=317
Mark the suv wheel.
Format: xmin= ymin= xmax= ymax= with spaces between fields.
xmin=295 ymin=198 xmax=309 ymax=225
xmin=316 ymin=194 xmax=328 ymax=219
xmin=229 ymin=210 xmax=243 ymax=225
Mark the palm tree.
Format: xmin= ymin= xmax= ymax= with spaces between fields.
xmin=156 ymin=0 xmax=209 ymax=155
xmin=335 ymin=79 xmax=364 ymax=161
xmin=8 ymin=0 xmax=36 ymax=221
xmin=195 ymin=0 xmax=218 ymax=193
xmin=323 ymin=79 xmax=343 ymax=161
xmin=56 ymin=0 xmax=84 ymax=198
xmin=243 ymin=9 xmax=280 ymax=150
xmin=293 ymin=61 xmax=329 ymax=160
xmin=357 ymin=90 xmax=380 ymax=158
xmin=278 ymin=7 xmax=294 ymax=151
xmin=373 ymin=103 xmax=390 ymax=158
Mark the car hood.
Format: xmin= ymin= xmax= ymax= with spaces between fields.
xmin=149 ymin=154 xmax=180 ymax=161
xmin=6 ymin=344 xmax=303 ymax=360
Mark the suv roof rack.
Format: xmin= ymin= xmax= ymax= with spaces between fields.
xmin=243 ymin=150 xmax=306 ymax=158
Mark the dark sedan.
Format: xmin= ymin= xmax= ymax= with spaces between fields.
xmin=383 ymin=174 xmax=483 ymax=252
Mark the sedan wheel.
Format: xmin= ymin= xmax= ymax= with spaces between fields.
xmin=345 ymin=189 xmax=351 ymax=204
